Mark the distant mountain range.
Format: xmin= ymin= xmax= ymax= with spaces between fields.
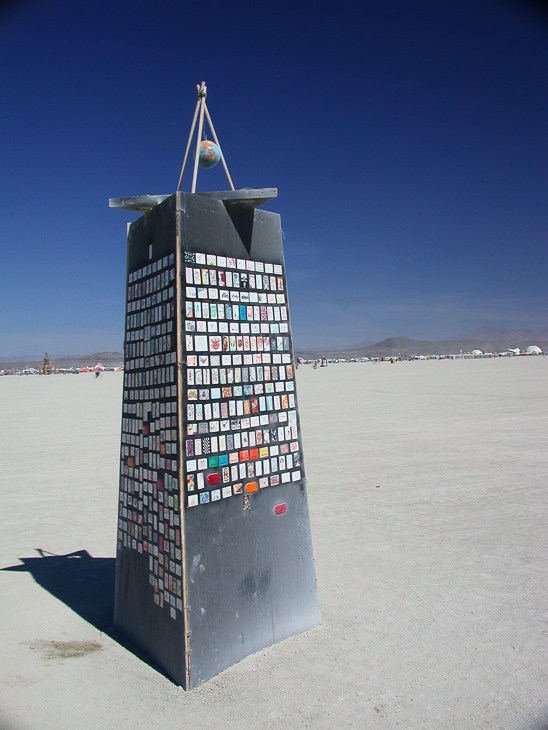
xmin=295 ymin=327 xmax=548 ymax=358
xmin=449 ymin=326 xmax=548 ymax=343
xmin=1 ymin=328 xmax=546 ymax=368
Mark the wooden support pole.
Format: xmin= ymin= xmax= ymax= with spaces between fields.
xmin=191 ymin=96 xmax=206 ymax=194
xmin=203 ymin=102 xmax=235 ymax=191
xmin=176 ymin=98 xmax=201 ymax=192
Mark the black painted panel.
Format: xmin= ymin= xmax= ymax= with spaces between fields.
xmin=114 ymin=194 xmax=187 ymax=686
xmin=177 ymin=192 xmax=320 ymax=687
xmin=185 ymin=483 xmax=320 ymax=687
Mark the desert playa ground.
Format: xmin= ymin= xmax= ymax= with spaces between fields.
xmin=0 ymin=357 xmax=546 ymax=729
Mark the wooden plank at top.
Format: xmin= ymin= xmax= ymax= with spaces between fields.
xmin=109 ymin=189 xmax=278 ymax=212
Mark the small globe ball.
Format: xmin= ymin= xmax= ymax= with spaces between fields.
xmin=198 ymin=140 xmax=221 ymax=168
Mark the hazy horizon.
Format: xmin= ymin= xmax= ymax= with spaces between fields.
xmin=2 ymin=324 xmax=547 ymax=361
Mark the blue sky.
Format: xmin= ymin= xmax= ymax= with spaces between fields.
xmin=1 ymin=0 xmax=546 ymax=354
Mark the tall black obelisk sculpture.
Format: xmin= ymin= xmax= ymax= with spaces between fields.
xmin=110 ymin=84 xmax=320 ymax=689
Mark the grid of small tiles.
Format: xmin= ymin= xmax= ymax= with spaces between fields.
xmin=119 ymin=253 xmax=183 ymax=619
xmin=183 ymin=251 xmax=302 ymax=508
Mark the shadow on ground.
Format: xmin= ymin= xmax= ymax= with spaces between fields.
xmin=3 ymin=549 xmax=115 ymax=629
xmin=1 ymin=549 xmax=168 ymax=678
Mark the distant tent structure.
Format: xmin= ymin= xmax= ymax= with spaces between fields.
xmin=525 ymin=345 xmax=542 ymax=355
xmin=78 ymin=362 xmax=105 ymax=373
